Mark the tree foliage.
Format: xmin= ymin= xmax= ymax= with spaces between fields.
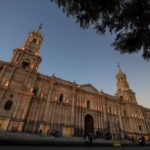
xmin=51 ymin=0 xmax=150 ymax=60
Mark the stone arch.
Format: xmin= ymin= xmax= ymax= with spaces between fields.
xmin=84 ymin=114 xmax=94 ymax=133
xmin=4 ymin=100 xmax=13 ymax=111
xmin=22 ymin=59 xmax=30 ymax=69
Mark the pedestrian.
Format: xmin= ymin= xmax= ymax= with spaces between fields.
xmin=133 ymin=137 xmax=137 ymax=146
xmin=88 ymin=132 xmax=93 ymax=145
xmin=84 ymin=132 xmax=89 ymax=144
xmin=142 ymin=136 xmax=145 ymax=145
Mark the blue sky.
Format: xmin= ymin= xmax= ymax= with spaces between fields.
xmin=0 ymin=0 xmax=150 ymax=108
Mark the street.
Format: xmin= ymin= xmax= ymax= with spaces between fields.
xmin=0 ymin=146 xmax=150 ymax=150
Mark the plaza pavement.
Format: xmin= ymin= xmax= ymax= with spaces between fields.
xmin=0 ymin=131 xmax=150 ymax=147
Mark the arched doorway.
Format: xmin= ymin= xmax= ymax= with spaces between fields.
xmin=84 ymin=114 xmax=94 ymax=133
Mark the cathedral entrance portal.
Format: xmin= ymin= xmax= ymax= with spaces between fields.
xmin=84 ymin=114 xmax=94 ymax=133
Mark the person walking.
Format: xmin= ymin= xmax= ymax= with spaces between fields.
xmin=88 ymin=132 xmax=93 ymax=145
xmin=84 ymin=132 xmax=89 ymax=144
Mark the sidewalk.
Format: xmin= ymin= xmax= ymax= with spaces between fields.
xmin=0 ymin=132 xmax=150 ymax=146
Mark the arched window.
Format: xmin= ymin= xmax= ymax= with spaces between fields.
xmin=87 ymin=100 xmax=90 ymax=109
xmin=28 ymin=39 xmax=37 ymax=52
xmin=139 ymin=125 xmax=142 ymax=131
xmin=22 ymin=59 xmax=30 ymax=69
xmin=118 ymin=89 xmax=121 ymax=91
xmin=32 ymin=39 xmax=36 ymax=43
xmin=33 ymin=87 xmax=38 ymax=96
xmin=123 ymin=110 xmax=126 ymax=117
xmin=59 ymin=94 xmax=63 ymax=102
xmin=120 ymin=96 xmax=123 ymax=100
xmin=108 ymin=106 xmax=111 ymax=114
xmin=4 ymin=100 xmax=13 ymax=110
xmin=10 ymin=94 xmax=14 ymax=98
xmin=0 ymin=66 xmax=3 ymax=72
xmin=120 ymin=77 xmax=123 ymax=81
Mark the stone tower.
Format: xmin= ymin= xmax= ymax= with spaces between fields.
xmin=0 ymin=26 xmax=43 ymax=132
xmin=9 ymin=25 xmax=43 ymax=71
xmin=115 ymin=64 xmax=138 ymax=104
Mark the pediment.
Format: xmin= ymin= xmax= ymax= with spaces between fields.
xmin=80 ymin=84 xmax=99 ymax=94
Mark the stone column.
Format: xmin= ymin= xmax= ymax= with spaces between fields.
xmin=11 ymin=94 xmax=23 ymax=131
xmin=102 ymin=93 xmax=107 ymax=126
xmin=23 ymin=72 xmax=30 ymax=85
xmin=97 ymin=112 xmax=99 ymax=130
xmin=81 ymin=109 xmax=84 ymax=131
xmin=21 ymin=96 xmax=32 ymax=119
xmin=75 ymin=108 xmax=78 ymax=129
xmin=12 ymin=94 xmax=22 ymax=118
xmin=10 ymin=50 xmax=23 ymax=63
xmin=1 ymin=67 xmax=15 ymax=88
xmin=34 ymin=101 xmax=41 ymax=125
xmin=100 ymin=114 xmax=103 ymax=131
xmin=64 ymin=105 xmax=67 ymax=125
xmin=51 ymin=102 xmax=57 ymax=127
xmin=0 ymin=65 xmax=7 ymax=80
xmin=118 ymin=103 xmax=124 ymax=138
xmin=71 ymin=92 xmax=75 ymax=126
xmin=43 ymin=83 xmax=54 ymax=121
xmin=58 ymin=101 xmax=63 ymax=125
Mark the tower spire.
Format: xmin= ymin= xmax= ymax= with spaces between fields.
xmin=10 ymin=26 xmax=43 ymax=71
xmin=117 ymin=63 xmax=120 ymax=70
xmin=34 ymin=24 xmax=42 ymax=35
xmin=117 ymin=63 xmax=123 ymax=75
xmin=115 ymin=65 xmax=138 ymax=104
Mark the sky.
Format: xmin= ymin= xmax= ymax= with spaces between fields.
xmin=0 ymin=0 xmax=150 ymax=108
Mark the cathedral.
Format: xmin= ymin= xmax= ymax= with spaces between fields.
xmin=0 ymin=26 xmax=150 ymax=140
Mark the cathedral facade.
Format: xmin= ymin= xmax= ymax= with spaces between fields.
xmin=0 ymin=27 xmax=150 ymax=140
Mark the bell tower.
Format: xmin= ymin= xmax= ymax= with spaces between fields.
xmin=115 ymin=64 xmax=138 ymax=104
xmin=10 ymin=25 xmax=43 ymax=71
